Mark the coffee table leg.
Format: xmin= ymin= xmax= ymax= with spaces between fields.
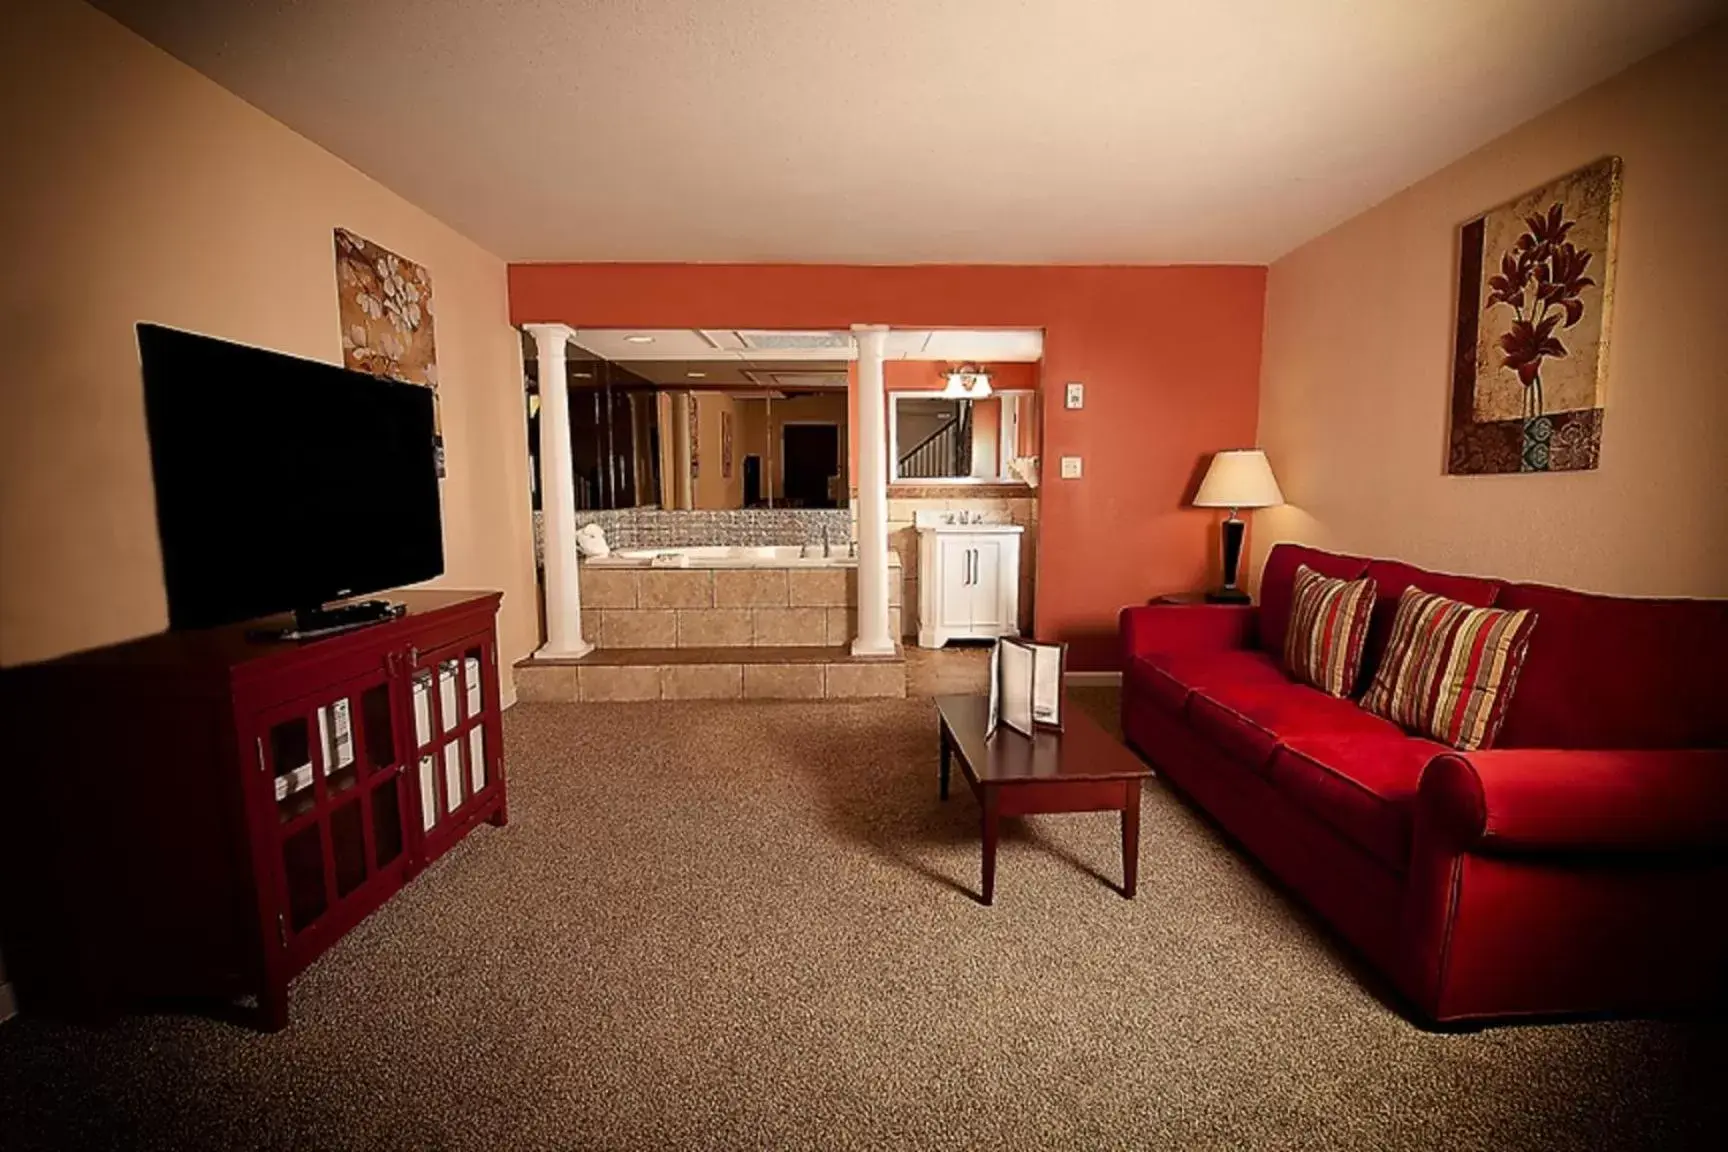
xmin=981 ymin=787 xmax=999 ymax=906
xmin=1121 ymin=780 xmax=1141 ymax=899
xmin=938 ymin=727 xmax=951 ymax=801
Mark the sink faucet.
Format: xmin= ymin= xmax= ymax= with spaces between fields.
xmin=821 ymin=525 xmax=832 ymax=558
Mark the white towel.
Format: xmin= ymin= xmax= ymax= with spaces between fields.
xmin=575 ymin=523 xmax=611 ymax=558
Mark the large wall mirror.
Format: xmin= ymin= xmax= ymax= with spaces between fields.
xmin=889 ymin=390 xmax=1039 ymax=485
xmin=526 ymin=332 xmax=850 ymax=511
xmin=527 ymin=332 xmax=1043 ymax=508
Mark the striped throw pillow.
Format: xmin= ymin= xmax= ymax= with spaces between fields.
xmin=1281 ymin=564 xmax=1377 ymax=698
xmin=1361 ymin=587 xmax=1537 ymax=751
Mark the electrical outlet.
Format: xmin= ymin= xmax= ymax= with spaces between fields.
xmin=1060 ymin=456 xmax=1083 ymax=479
xmin=1065 ymin=382 xmax=1084 ymax=409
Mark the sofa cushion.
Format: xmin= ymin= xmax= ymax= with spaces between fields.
xmin=1494 ymin=584 xmax=1728 ymax=750
xmin=1126 ymin=649 xmax=1290 ymax=716
xmin=1268 ymin=735 xmax=1446 ymax=871
xmin=1360 ymin=559 xmax=1502 ymax=686
xmin=1258 ymin=544 xmax=1370 ymax=660
xmin=1361 ymin=588 xmax=1536 ymax=751
xmin=1283 ymin=565 xmax=1377 ymax=698
xmin=1187 ymin=677 xmax=1404 ymax=772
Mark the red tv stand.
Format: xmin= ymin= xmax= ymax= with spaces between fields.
xmin=1 ymin=590 xmax=506 ymax=1031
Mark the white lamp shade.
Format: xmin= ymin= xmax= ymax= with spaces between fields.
xmin=1193 ymin=449 xmax=1284 ymax=509
xmin=940 ymin=367 xmax=992 ymax=399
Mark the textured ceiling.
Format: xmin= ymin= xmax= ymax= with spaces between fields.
xmin=93 ymin=0 xmax=1724 ymax=264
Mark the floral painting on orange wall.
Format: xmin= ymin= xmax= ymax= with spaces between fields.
xmin=1448 ymin=156 xmax=1621 ymax=474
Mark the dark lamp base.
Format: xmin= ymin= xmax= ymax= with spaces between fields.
xmin=1205 ymin=588 xmax=1251 ymax=605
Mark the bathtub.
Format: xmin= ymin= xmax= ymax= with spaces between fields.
xmin=585 ymin=544 xmax=900 ymax=569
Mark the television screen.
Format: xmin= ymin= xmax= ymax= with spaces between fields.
xmin=138 ymin=324 xmax=444 ymax=630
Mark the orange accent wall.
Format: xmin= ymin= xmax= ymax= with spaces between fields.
xmin=510 ymin=264 xmax=1267 ymax=668
xmin=879 ymin=360 xmax=1041 ymax=393
xmin=970 ymin=397 xmax=1002 ymax=479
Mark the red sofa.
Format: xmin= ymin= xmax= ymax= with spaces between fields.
xmin=1120 ymin=543 xmax=1728 ymax=1025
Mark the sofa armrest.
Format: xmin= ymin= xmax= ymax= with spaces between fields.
xmin=1419 ymin=748 xmax=1728 ymax=854
xmin=1119 ymin=603 xmax=1257 ymax=663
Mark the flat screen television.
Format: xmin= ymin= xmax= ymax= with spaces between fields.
xmin=138 ymin=324 xmax=443 ymax=632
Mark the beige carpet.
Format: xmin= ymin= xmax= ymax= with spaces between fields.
xmin=0 ymin=696 xmax=1720 ymax=1151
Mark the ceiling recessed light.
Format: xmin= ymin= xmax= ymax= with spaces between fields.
xmin=686 ymin=371 xmax=706 ymax=379
xmin=624 ymin=334 xmax=655 ymax=344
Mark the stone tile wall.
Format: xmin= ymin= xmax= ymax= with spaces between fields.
xmin=580 ymin=563 xmax=903 ymax=648
xmin=537 ymin=508 xmax=853 ymax=558
xmin=537 ymin=498 xmax=1030 ymax=643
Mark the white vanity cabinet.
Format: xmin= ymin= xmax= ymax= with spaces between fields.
xmin=917 ymin=524 xmax=1023 ymax=648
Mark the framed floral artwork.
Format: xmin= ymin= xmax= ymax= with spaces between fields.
xmin=1448 ymin=157 xmax=1621 ymax=474
xmin=334 ymin=228 xmax=443 ymax=473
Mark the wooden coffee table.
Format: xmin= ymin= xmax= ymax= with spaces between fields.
xmin=935 ymin=695 xmax=1153 ymax=905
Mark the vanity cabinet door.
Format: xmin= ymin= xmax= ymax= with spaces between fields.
xmin=937 ymin=537 xmax=976 ymax=630
xmin=920 ymin=529 xmax=1022 ymax=646
xmin=968 ymin=539 xmax=1004 ymax=627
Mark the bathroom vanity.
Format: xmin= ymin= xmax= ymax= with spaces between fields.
xmin=916 ymin=513 xmax=1024 ymax=648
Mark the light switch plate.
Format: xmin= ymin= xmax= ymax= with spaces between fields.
xmin=1060 ymin=456 xmax=1082 ymax=479
xmin=1065 ymin=382 xmax=1084 ymax=409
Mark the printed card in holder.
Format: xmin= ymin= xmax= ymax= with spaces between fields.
xmin=998 ymin=640 xmax=1034 ymax=736
xmin=987 ymin=641 xmax=1002 ymax=735
xmin=993 ymin=637 xmax=1068 ymax=735
xmin=1029 ymin=641 xmax=1066 ymax=729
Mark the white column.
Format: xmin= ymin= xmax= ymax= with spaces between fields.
xmin=525 ymin=323 xmax=593 ymax=658
xmin=851 ymin=324 xmax=895 ymax=656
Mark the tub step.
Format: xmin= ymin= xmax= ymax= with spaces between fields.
xmin=514 ymin=646 xmax=906 ymax=702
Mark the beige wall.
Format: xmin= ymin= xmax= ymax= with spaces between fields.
xmin=765 ymin=393 xmax=848 ymax=501
xmin=690 ymin=393 xmax=743 ymax=509
xmin=1252 ymin=23 xmax=1728 ymax=597
xmin=712 ymin=392 xmax=848 ymax=504
xmin=0 ymin=0 xmax=539 ymax=689
xmin=736 ymin=398 xmax=771 ymax=499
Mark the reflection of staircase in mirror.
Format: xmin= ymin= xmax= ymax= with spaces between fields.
xmin=898 ymin=405 xmax=972 ymax=478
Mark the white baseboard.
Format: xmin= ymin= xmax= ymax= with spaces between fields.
xmin=1065 ymin=671 xmax=1123 ymax=688
xmin=0 ymin=980 xmax=16 ymax=1024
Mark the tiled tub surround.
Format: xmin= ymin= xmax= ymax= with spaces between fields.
xmin=580 ymin=551 xmax=903 ymax=648
xmin=535 ymin=508 xmax=854 ymax=560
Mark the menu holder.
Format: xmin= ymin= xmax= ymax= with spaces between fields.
xmin=987 ymin=637 xmax=1068 ymax=736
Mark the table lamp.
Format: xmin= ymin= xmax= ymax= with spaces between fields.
xmin=1193 ymin=449 xmax=1284 ymax=603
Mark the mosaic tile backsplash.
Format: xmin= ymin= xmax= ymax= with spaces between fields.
xmin=535 ymin=508 xmax=854 ymax=561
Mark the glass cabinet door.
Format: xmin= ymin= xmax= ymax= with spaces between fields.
xmin=406 ymin=634 xmax=500 ymax=860
xmin=254 ymin=669 xmax=411 ymax=950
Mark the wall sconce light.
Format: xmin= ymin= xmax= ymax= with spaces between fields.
xmin=941 ymin=364 xmax=993 ymax=399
